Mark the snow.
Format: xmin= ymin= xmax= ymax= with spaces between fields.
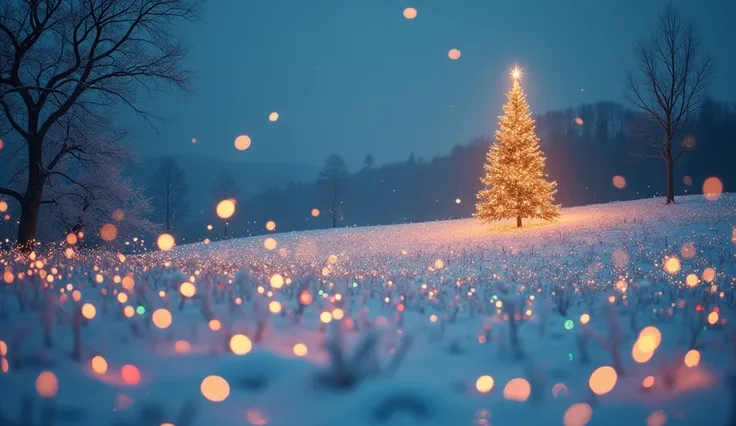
xmin=0 ymin=194 xmax=735 ymax=426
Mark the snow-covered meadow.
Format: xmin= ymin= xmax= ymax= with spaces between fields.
xmin=1 ymin=195 xmax=735 ymax=426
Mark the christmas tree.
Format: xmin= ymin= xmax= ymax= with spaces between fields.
xmin=475 ymin=67 xmax=560 ymax=227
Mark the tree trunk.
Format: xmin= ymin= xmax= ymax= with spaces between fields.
xmin=17 ymin=139 xmax=45 ymax=251
xmin=665 ymin=150 xmax=675 ymax=204
xmin=517 ymin=216 xmax=522 ymax=228
xmin=332 ymin=216 xmax=337 ymax=228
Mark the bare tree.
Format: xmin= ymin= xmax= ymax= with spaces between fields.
xmin=151 ymin=157 xmax=188 ymax=233
xmin=0 ymin=0 xmax=199 ymax=249
xmin=319 ymin=154 xmax=349 ymax=228
xmin=626 ymin=4 xmax=712 ymax=204
xmin=213 ymin=169 xmax=238 ymax=238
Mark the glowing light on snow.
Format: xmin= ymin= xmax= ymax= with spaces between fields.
xmin=234 ymin=135 xmax=252 ymax=151
xmin=65 ymin=233 xmax=77 ymax=245
xmin=579 ymin=313 xmax=590 ymax=324
xmin=121 ymin=364 xmax=141 ymax=385
xmin=91 ymin=356 xmax=108 ymax=374
xmin=588 ymin=366 xmax=617 ymax=395
xmin=311 ymin=208 xmax=320 ymax=217
xmin=638 ymin=326 xmax=662 ymax=349
xmin=503 ymin=378 xmax=531 ymax=401
xmin=268 ymin=301 xmax=282 ymax=314
xmin=264 ymin=237 xmax=278 ymax=250
xmin=209 ymin=319 xmax=222 ymax=331
xmin=175 ymin=340 xmax=191 ymax=354
xmin=229 ymin=334 xmax=253 ymax=355
xmin=612 ymin=249 xmax=628 ymax=267
xmin=403 ymin=7 xmax=417 ymax=19
xmin=684 ymin=349 xmax=700 ymax=367
xmin=268 ymin=112 xmax=279 ymax=122
xmin=122 ymin=275 xmax=135 ymax=290
xmin=265 ymin=220 xmax=276 ymax=231
xmin=201 ymin=375 xmax=230 ymax=402
xmin=82 ymin=303 xmax=96 ymax=320
xmin=157 ymin=233 xmax=176 ymax=251
xmin=702 ymin=177 xmax=723 ymax=201
xmin=434 ymin=259 xmax=444 ymax=269
xmin=100 ymin=223 xmax=118 ymax=241
xmin=152 ymin=308 xmax=173 ymax=329
xmin=270 ymin=274 xmax=284 ymax=289
xmin=36 ymin=371 xmax=58 ymax=397
xmin=332 ymin=308 xmax=344 ymax=320
xmin=448 ymin=49 xmax=461 ymax=60
xmin=216 ymin=199 xmax=236 ymax=219
xmin=563 ymin=403 xmax=592 ymax=426
xmin=476 ymin=375 xmax=494 ymax=393
xmin=293 ymin=343 xmax=308 ymax=357
xmin=180 ymin=282 xmax=196 ymax=297
xmin=320 ymin=311 xmax=333 ymax=323
xmin=663 ymin=257 xmax=681 ymax=274
xmin=612 ymin=175 xmax=626 ymax=189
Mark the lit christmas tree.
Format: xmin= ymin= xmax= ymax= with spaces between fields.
xmin=475 ymin=67 xmax=560 ymax=227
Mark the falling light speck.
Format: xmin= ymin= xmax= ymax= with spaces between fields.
xmin=403 ymin=7 xmax=417 ymax=19
xmin=612 ymin=175 xmax=626 ymax=189
xmin=216 ymin=199 xmax=236 ymax=219
xmin=268 ymin=112 xmax=279 ymax=122
xmin=234 ymin=135 xmax=252 ymax=151
xmin=311 ymin=208 xmax=320 ymax=217
xmin=448 ymin=48 xmax=461 ymax=60
xmin=157 ymin=233 xmax=176 ymax=251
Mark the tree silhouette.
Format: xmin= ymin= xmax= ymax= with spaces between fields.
xmin=319 ymin=154 xmax=350 ymax=228
xmin=151 ymin=158 xmax=189 ymax=233
xmin=0 ymin=0 xmax=198 ymax=249
xmin=626 ymin=4 xmax=712 ymax=204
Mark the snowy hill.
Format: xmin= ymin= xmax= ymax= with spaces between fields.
xmin=0 ymin=195 xmax=734 ymax=426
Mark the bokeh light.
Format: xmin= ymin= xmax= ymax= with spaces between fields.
xmin=82 ymin=303 xmax=96 ymax=320
xmin=403 ymin=7 xmax=417 ymax=19
xmin=448 ymin=49 xmax=461 ymax=60
xmin=157 ymin=233 xmax=176 ymax=251
xmin=702 ymin=177 xmax=723 ymax=201
xmin=234 ymin=135 xmax=252 ymax=151
xmin=476 ymin=375 xmax=494 ymax=393
xmin=91 ymin=355 xmax=108 ymax=374
xmin=268 ymin=112 xmax=279 ymax=122
xmin=684 ymin=349 xmax=700 ymax=367
xmin=201 ymin=375 xmax=230 ymax=402
xmin=503 ymin=378 xmax=531 ymax=401
xmin=612 ymin=175 xmax=626 ymax=189
xmin=588 ymin=366 xmax=617 ymax=395
xmin=229 ymin=334 xmax=252 ymax=355
xmin=180 ymin=282 xmax=196 ymax=297
xmin=121 ymin=364 xmax=141 ymax=385
xmin=216 ymin=199 xmax=236 ymax=219
xmin=36 ymin=371 xmax=58 ymax=397
xmin=100 ymin=223 xmax=118 ymax=241
xmin=293 ymin=343 xmax=308 ymax=357
xmin=563 ymin=403 xmax=592 ymax=426
xmin=152 ymin=308 xmax=173 ymax=329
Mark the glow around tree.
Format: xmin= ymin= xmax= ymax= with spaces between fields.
xmin=475 ymin=67 xmax=560 ymax=227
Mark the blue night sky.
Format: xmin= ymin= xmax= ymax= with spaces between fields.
xmin=128 ymin=0 xmax=736 ymax=169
